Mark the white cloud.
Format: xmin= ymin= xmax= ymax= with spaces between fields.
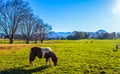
xmin=112 ymin=0 xmax=120 ymax=15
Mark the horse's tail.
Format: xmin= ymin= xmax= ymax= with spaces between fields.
xmin=29 ymin=47 xmax=36 ymax=66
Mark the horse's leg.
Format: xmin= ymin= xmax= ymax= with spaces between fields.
xmin=46 ymin=57 xmax=50 ymax=66
xmin=29 ymin=53 xmax=36 ymax=66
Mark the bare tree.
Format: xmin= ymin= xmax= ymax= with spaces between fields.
xmin=32 ymin=17 xmax=44 ymax=44
xmin=19 ymin=13 xmax=35 ymax=44
xmin=0 ymin=0 xmax=31 ymax=44
xmin=32 ymin=17 xmax=52 ymax=43
xmin=38 ymin=23 xmax=52 ymax=43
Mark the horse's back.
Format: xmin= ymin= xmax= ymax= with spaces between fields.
xmin=41 ymin=47 xmax=53 ymax=58
xmin=30 ymin=47 xmax=42 ymax=58
xmin=41 ymin=47 xmax=53 ymax=52
xmin=31 ymin=47 xmax=40 ymax=52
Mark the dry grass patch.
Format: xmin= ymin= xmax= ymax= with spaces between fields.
xmin=0 ymin=44 xmax=36 ymax=50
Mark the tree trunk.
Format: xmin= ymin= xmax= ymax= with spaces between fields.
xmin=9 ymin=38 xmax=13 ymax=44
xmin=9 ymin=33 xmax=15 ymax=44
xmin=34 ymin=40 xmax=37 ymax=44
xmin=34 ymin=37 xmax=38 ymax=44
xmin=40 ymin=39 xmax=44 ymax=43
xmin=26 ymin=40 xmax=29 ymax=44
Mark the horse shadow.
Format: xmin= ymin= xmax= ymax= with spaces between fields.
xmin=0 ymin=65 xmax=49 ymax=74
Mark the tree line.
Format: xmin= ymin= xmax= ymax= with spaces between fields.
xmin=67 ymin=30 xmax=119 ymax=40
xmin=0 ymin=0 xmax=52 ymax=44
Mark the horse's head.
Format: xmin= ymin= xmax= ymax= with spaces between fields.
xmin=53 ymin=57 xmax=58 ymax=66
xmin=51 ymin=52 xmax=58 ymax=66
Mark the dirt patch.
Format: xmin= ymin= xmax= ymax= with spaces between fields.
xmin=0 ymin=44 xmax=35 ymax=50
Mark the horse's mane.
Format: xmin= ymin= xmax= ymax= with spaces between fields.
xmin=50 ymin=52 xmax=57 ymax=60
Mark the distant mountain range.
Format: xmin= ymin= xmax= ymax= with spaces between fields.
xmin=87 ymin=30 xmax=107 ymax=38
xmin=0 ymin=33 xmax=5 ymax=38
xmin=0 ymin=30 xmax=119 ymax=39
xmin=0 ymin=31 xmax=72 ymax=39
xmin=47 ymin=30 xmax=108 ymax=39
xmin=47 ymin=31 xmax=72 ymax=39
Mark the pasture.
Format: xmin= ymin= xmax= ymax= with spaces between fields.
xmin=0 ymin=39 xmax=120 ymax=74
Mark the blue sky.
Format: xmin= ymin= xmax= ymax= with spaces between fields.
xmin=27 ymin=0 xmax=120 ymax=32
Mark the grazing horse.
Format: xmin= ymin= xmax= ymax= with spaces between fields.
xmin=29 ymin=47 xmax=58 ymax=66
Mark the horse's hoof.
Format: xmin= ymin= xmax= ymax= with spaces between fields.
xmin=29 ymin=64 xmax=33 ymax=66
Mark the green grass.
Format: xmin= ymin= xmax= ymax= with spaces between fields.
xmin=0 ymin=39 xmax=120 ymax=74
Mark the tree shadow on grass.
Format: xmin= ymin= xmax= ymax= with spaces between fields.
xmin=0 ymin=65 xmax=48 ymax=74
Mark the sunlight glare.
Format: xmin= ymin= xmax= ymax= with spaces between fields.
xmin=112 ymin=0 xmax=120 ymax=15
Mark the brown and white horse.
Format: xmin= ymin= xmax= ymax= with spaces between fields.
xmin=29 ymin=47 xmax=58 ymax=66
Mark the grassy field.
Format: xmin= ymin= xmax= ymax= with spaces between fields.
xmin=0 ymin=39 xmax=120 ymax=74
